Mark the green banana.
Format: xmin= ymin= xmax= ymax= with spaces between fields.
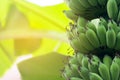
xmin=70 ymin=77 xmax=83 ymax=80
xmin=77 ymin=53 xmax=84 ymax=66
xmin=97 ymin=23 xmax=106 ymax=47
xmin=108 ymin=20 xmax=119 ymax=34
xmin=70 ymin=39 xmax=89 ymax=53
xmin=78 ymin=33 xmax=94 ymax=51
xmin=77 ymin=16 xmax=88 ymax=27
xmin=77 ymin=26 xmax=86 ymax=34
xmin=97 ymin=0 xmax=107 ymax=6
xmin=69 ymin=55 xmax=79 ymax=65
xmin=115 ymin=33 xmax=120 ymax=43
xmin=106 ymin=26 xmax=116 ymax=48
xmin=89 ymin=72 xmax=103 ymax=80
xmin=91 ymin=55 xmax=100 ymax=62
xmin=81 ymin=56 xmax=89 ymax=68
xmin=110 ymin=62 xmax=119 ymax=80
xmin=86 ymin=21 xmax=97 ymax=33
xmin=107 ymin=0 xmax=118 ymax=20
xmin=67 ymin=31 xmax=74 ymax=40
xmin=103 ymin=55 xmax=112 ymax=68
xmin=69 ymin=27 xmax=78 ymax=38
xmin=63 ymin=10 xmax=78 ymax=21
xmin=78 ymin=0 xmax=91 ymax=8
xmin=70 ymin=64 xmax=80 ymax=77
xmin=98 ymin=62 xmax=111 ymax=80
xmin=68 ymin=0 xmax=85 ymax=14
xmin=88 ymin=60 xmax=99 ymax=74
xmin=79 ymin=67 xmax=90 ymax=80
xmin=86 ymin=29 xmax=100 ymax=49
xmin=113 ymin=56 xmax=120 ymax=68
xmin=87 ymin=0 xmax=98 ymax=6
xmin=99 ymin=17 xmax=108 ymax=30
xmin=63 ymin=65 xmax=73 ymax=79
xmin=117 ymin=11 xmax=120 ymax=23
xmin=112 ymin=20 xmax=119 ymax=34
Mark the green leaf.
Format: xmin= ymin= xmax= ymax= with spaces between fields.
xmin=0 ymin=39 xmax=15 ymax=61
xmin=0 ymin=0 xmax=11 ymax=26
xmin=18 ymin=52 xmax=68 ymax=80
xmin=14 ymin=0 xmax=70 ymax=31
xmin=0 ymin=6 xmax=41 ymax=56
xmin=0 ymin=0 xmax=72 ymax=56
xmin=0 ymin=40 xmax=13 ymax=76
xmin=13 ymin=1 xmax=72 ymax=56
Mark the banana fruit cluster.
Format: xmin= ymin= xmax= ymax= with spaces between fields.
xmin=63 ymin=53 xmax=120 ymax=80
xmin=63 ymin=0 xmax=120 ymax=80
xmin=64 ymin=0 xmax=120 ymax=21
xmin=68 ymin=17 xmax=120 ymax=56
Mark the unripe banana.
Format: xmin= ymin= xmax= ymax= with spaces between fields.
xmin=68 ymin=0 xmax=85 ymax=14
xmin=78 ymin=33 xmax=94 ymax=51
xmin=78 ymin=0 xmax=91 ymax=8
xmin=97 ymin=23 xmax=106 ymax=47
xmin=99 ymin=17 xmax=108 ymax=30
xmin=112 ymin=20 xmax=119 ymax=34
xmin=107 ymin=0 xmax=118 ymax=20
xmin=98 ymin=63 xmax=111 ymax=80
xmin=106 ymin=26 xmax=116 ymax=48
xmin=63 ymin=65 xmax=73 ymax=78
xmin=110 ymin=62 xmax=119 ymax=80
xmin=86 ymin=29 xmax=100 ymax=49
xmin=77 ymin=26 xmax=86 ymax=34
xmin=70 ymin=64 xmax=80 ymax=77
xmin=79 ymin=67 xmax=90 ymax=80
xmin=86 ymin=21 xmax=97 ymax=33
xmin=70 ymin=77 xmax=83 ymax=80
xmin=77 ymin=53 xmax=84 ymax=66
xmin=77 ymin=16 xmax=88 ymax=27
xmin=97 ymin=0 xmax=107 ymax=6
xmin=81 ymin=56 xmax=89 ymax=68
xmin=63 ymin=10 xmax=78 ymax=21
xmin=117 ymin=11 xmax=120 ymax=23
xmin=108 ymin=20 xmax=119 ymax=34
xmin=87 ymin=0 xmax=98 ymax=6
xmin=91 ymin=55 xmax=100 ymax=62
xmin=103 ymin=55 xmax=112 ymax=68
xmin=113 ymin=56 xmax=120 ymax=68
xmin=69 ymin=55 xmax=79 ymax=65
xmin=70 ymin=39 xmax=89 ymax=53
xmin=69 ymin=30 xmax=78 ymax=38
xmin=88 ymin=60 xmax=99 ymax=74
xmin=89 ymin=72 xmax=103 ymax=80
xmin=67 ymin=31 xmax=74 ymax=40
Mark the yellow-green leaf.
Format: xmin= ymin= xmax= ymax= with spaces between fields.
xmin=0 ymin=40 xmax=13 ymax=76
xmin=13 ymin=0 xmax=73 ymax=56
xmin=0 ymin=6 xmax=41 ymax=56
xmin=14 ymin=0 xmax=70 ymax=31
xmin=0 ymin=0 xmax=11 ymax=26
xmin=18 ymin=52 xmax=68 ymax=80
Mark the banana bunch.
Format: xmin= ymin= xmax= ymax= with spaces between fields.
xmin=63 ymin=53 xmax=120 ymax=80
xmin=68 ymin=17 xmax=120 ymax=56
xmin=64 ymin=0 xmax=120 ymax=21
xmin=64 ymin=0 xmax=108 ymax=20
xmin=63 ymin=0 xmax=120 ymax=80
